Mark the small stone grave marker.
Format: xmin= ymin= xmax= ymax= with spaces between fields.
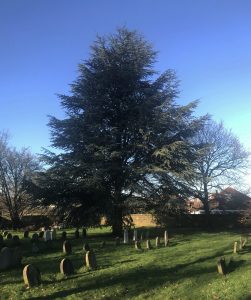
xmin=124 ymin=229 xmax=129 ymax=244
xmin=156 ymin=236 xmax=160 ymax=248
xmin=23 ymin=264 xmax=41 ymax=288
xmin=6 ymin=233 xmax=12 ymax=240
xmin=217 ymin=257 xmax=226 ymax=275
xmin=24 ymin=231 xmax=29 ymax=239
xmin=60 ymin=258 xmax=74 ymax=276
xmin=86 ymin=250 xmax=97 ymax=270
xmin=133 ymin=229 xmax=138 ymax=241
xmin=135 ymin=240 xmax=141 ymax=250
xmin=82 ymin=228 xmax=87 ymax=238
xmin=63 ymin=240 xmax=72 ymax=255
xmin=146 ymin=239 xmax=152 ymax=250
xmin=233 ymin=241 xmax=238 ymax=254
xmin=62 ymin=231 xmax=67 ymax=241
xmin=164 ymin=230 xmax=169 ymax=247
xmin=31 ymin=233 xmax=39 ymax=242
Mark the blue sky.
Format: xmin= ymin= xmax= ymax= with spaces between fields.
xmin=0 ymin=0 xmax=250 ymax=161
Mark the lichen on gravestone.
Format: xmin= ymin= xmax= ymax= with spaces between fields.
xmin=60 ymin=258 xmax=74 ymax=276
xmin=23 ymin=264 xmax=41 ymax=288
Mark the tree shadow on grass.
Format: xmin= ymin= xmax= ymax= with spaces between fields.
xmin=28 ymin=246 xmax=236 ymax=300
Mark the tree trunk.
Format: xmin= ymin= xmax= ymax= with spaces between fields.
xmin=111 ymin=205 xmax=123 ymax=237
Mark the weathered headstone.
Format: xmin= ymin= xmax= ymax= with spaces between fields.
xmin=75 ymin=229 xmax=80 ymax=239
xmin=63 ymin=240 xmax=72 ymax=255
xmin=146 ymin=239 xmax=152 ymax=250
xmin=23 ymin=264 xmax=41 ymax=288
xmin=3 ymin=231 xmax=8 ymax=237
xmin=233 ymin=241 xmax=238 ymax=254
xmin=123 ymin=229 xmax=129 ymax=244
xmin=86 ymin=250 xmax=97 ymax=270
xmin=164 ymin=230 xmax=169 ymax=247
xmin=217 ymin=257 xmax=226 ymax=275
xmin=24 ymin=231 xmax=29 ymax=239
xmin=156 ymin=236 xmax=160 ymax=248
xmin=135 ymin=240 xmax=141 ymax=250
xmin=60 ymin=258 xmax=74 ymax=276
xmin=133 ymin=229 xmax=138 ymax=241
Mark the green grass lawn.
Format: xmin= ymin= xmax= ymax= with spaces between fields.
xmin=0 ymin=227 xmax=251 ymax=300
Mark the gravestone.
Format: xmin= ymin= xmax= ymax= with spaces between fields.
xmin=140 ymin=232 xmax=144 ymax=241
xmin=133 ymin=229 xmax=138 ymax=241
xmin=135 ymin=240 xmax=141 ymax=250
xmin=24 ymin=231 xmax=29 ymax=239
xmin=60 ymin=258 xmax=74 ymax=276
xmin=0 ymin=234 xmax=3 ymax=243
xmin=233 ymin=241 xmax=238 ymax=254
xmin=23 ymin=264 xmax=41 ymax=288
xmin=44 ymin=230 xmax=51 ymax=242
xmin=50 ymin=228 xmax=56 ymax=240
xmin=164 ymin=230 xmax=169 ymax=247
xmin=38 ymin=231 xmax=44 ymax=239
xmin=82 ymin=228 xmax=87 ymax=238
xmin=86 ymin=250 xmax=97 ymax=270
xmin=63 ymin=240 xmax=72 ymax=255
xmin=0 ymin=247 xmax=12 ymax=271
xmin=3 ymin=231 xmax=8 ymax=237
xmin=31 ymin=233 xmax=39 ymax=242
xmin=115 ymin=237 xmax=120 ymax=246
xmin=217 ymin=257 xmax=226 ymax=275
xmin=62 ymin=231 xmax=67 ymax=241
xmin=123 ymin=229 xmax=129 ymax=244
xmin=75 ymin=229 xmax=80 ymax=239
xmin=83 ymin=243 xmax=90 ymax=251
xmin=6 ymin=233 xmax=12 ymax=239
xmin=242 ymin=238 xmax=247 ymax=248
xmin=156 ymin=236 xmax=160 ymax=248
xmin=146 ymin=240 xmax=152 ymax=250
xmin=12 ymin=235 xmax=20 ymax=247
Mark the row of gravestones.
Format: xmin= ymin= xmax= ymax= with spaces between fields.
xmin=0 ymin=234 xmax=21 ymax=249
xmin=217 ymin=235 xmax=248 ymax=275
xmin=23 ymin=244 xmax=97 ymax=288
xmin=123 ymin=229 xmax=169 ymax=247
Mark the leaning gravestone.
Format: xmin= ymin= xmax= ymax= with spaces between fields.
xmin=23 ymin=264 xmax=41 ymax=288
xmin=24 ymin=231 xmax=29 ymax=239
xmin=133 ymin=229 xmax=138 ymax=241
xmin=146 ymin=240 xmax=152 ymax=250
xmin=124 ymin=229 xmax=129 ymax=244
xmin=60 ymin=258 xmax=74 ymax=276
xmin=63 ymin=240 xmax=72 ymax=255
xmin=217 ymin=257 xmax=226 ymax=275
xmin=0 ymin=247 xmax=12 ymax=271
xmin=164 ymin=230 xmax=169 ymax=247
xmin=86 ymin=250 xmax=97 ymax=270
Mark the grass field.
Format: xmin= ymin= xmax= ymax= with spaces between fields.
xmin=0 ymin=227 xmax=251 ymax=300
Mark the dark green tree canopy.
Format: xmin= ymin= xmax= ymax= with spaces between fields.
xmin=35 ymin=28 xmax=205 ymax=234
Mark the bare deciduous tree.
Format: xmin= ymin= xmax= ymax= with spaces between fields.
xmin=187 ymin=120 xmax=250 ymax=215
xmin=0 ymin=132 xmax=39 ymax=228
